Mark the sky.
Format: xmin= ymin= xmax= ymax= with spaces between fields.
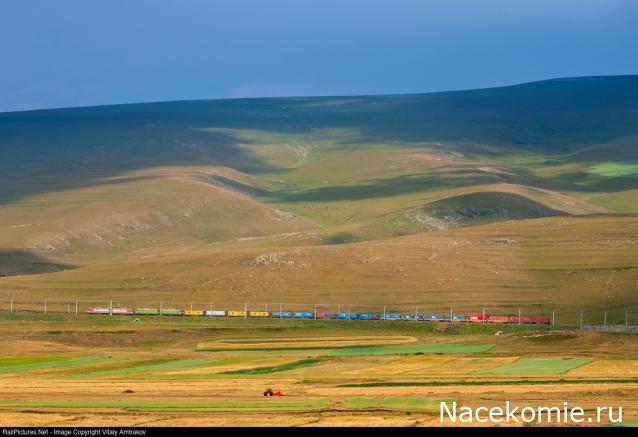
xmin=1 ymin=0 xmax=637 ymax=112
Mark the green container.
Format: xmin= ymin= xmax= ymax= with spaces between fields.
xmin=160 ymin=308 xmax=183 ymax=316
xmin=135 ymin=308 xmax=159 ymax=315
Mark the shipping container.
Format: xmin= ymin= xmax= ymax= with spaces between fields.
xmin=184 ymin=310 xmax=204 ymax=316
xmin=447 ymin=314 xmax=466 ymax=321
xmin=466 ymin=315 xmax=486 ymax=322
xmin=249 ymin=311 xmax=270 ymax=317
xmin=530 ymin=316 xmax=551 ymax=325
xmin=404 ymin=314 xmax=422 ymax=320
xmin=315 ymin=312 xmax=326 ymax=319
xmin=508 ymin=316 xmax=531 ymax=324
xmin=86 ymin=307 xmax=110 ymax=314
xmin=134 ymin=308 xmax=160 ymax=315
xmin=370 ymin=313 xmax=380 ymax=320
xmin=487 ymin=315 xmax=509 ymax=323
xmin=111 ymin=307 xmax=134 ymax=315
xmin=337 ymin=313 xmax=357 ymax=320
xmin=382 ymin=313 xmax=402 ymax=320
xmin=357 ymin=313 xmax=371 ymax=320
xmin=160 ymin=308 xmax=182 ymax=316
xmin=205 ymin=310 xmax=226 ymax=317
xmin=227 ymin=310 xmax=247 ymax=317
xmin=271 ymin=311 xmax=292 ymax=318
xmin=324 ymin=313 xmax=338 ymax=319
xmin=424 ymin=314 xmax=445 ymax=321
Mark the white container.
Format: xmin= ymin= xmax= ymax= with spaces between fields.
xmin=205 ymin=310 xmax=226 ymax=317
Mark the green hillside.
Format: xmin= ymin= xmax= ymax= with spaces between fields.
xmin=0 ymin=76 xmax=636 ymax=314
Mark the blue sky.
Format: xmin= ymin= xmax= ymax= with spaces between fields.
xmin=1 ymin=0 xmax=637 ymax=112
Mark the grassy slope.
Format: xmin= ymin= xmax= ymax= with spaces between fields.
xmin=0 ymin=76 xmax=636 ymax=311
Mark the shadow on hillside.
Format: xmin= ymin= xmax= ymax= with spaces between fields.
xmin=0 ymin=250 xmax=75 ymax=277
xmin=0 ymin=76 xmax=636 ymax=205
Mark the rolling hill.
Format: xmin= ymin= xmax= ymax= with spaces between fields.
xmin=0 ymin=75 xmax=636 ymax=317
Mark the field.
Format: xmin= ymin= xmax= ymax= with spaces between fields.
xmin=0 ymin=76 xmax=637 ymax=427
xmin=0 ymin=315 xmax=636 ymax=427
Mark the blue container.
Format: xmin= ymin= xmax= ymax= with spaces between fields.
xmin=272 ymin=311 xmax=292 ymax=318
xmin=337 ymin=313 xmax=356 ymax=320
xmin=404 ymin=314 xmax=422 ymax=320
xmin=425 ymin=314 xmax=445 ymax=321
xmin=370 ymin=313 xmax=380 ymax=320
xmin=448 ymin=314 xmax=466 ymax=321
xmin=324 ymin=313 xmax=338 ymax=319
xmin=383 ymin=313 xmax=402 ymax=320
xmin=301 ymin=312 xmax=314 ymax=319
xmin=357 ymin=313 xmax=371 ymax=320
xmin=293 ymin=312 xmax=304 ymax=318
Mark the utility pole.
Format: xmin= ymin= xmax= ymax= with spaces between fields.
xmin=210 ymin=302 xmax=213 ymax=316
xmin=604 ymin=311 xmax=607 ymax=326
xmin=347 ymin=304 xmax=351 ymax=321
xmin=552 ymin=308 xmax=555 ymax=326
xmin=279 ymin=303 xmax=283 ymax=318
xmin=109 ymin=300 xmax=113 ymax=316
xmin=10 ymin=296 xmax=13 ymax=314
xmin=244 ymin=302 xmax=248 ymax=318
xmin=482 ymin=307 xmax=486 ymax=324
xmin=75 ymin=299 xmax=78 ymax=316
xmin=160 ymin=301 xmax=163 ymax=316
xmin=518 ymin=308 xmax=521 ymax=325
xmin=450 ymin=307 xmax=453 ymax=321
xmin=314 ymin=304 xmax=317 ymax=320
xmin=44 ymin=299 xmax=47 ymax=315
xmin=580 ymin=310 xmax=583 ymax=328
xmin=626 ymin=311 xmax=629 ymax=327
xmin=383 ymin=305 xmax=386 ymax=320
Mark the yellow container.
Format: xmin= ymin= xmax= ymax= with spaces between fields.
xmin=227 ymin=311 xmax=247 ymax=317
xmin=249 ymin=311 xmax=270 ymax=317
xmin=184 ymin=310 xmax=204 ymax=316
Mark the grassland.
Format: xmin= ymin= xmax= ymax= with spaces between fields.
xmin=0 ymin=316 xmax=635 ymax=427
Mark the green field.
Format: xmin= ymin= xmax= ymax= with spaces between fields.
xmin=0 ymin=356 xmax=114 ymax=374
xmin=476 ymin=357 xmax=593 ymax=375
xmin=345 ymin=397 xmax=452 ymax=411
xmin=220 ymin=358 xmax=324 ymax=375
xmin=69 ymin=359 xmax=212 ymax=379
xmin=329 ymin=343 xmax=494 ymax=356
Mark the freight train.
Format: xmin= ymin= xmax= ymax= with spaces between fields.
xmin=85 ymin=307 xmax=551 ymax=324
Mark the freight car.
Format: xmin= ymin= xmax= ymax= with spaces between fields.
xmin=205 ymin=310 xmax=226 ymax=317
xmin=83 ymin=306 xmax=552 ymax=325
xmin=184 ymin=310 xmax=204 ymax=316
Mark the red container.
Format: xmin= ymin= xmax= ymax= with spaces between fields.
xmin=315 ymin=312 xmax=326 ymax=319
xmin=530 ymin=316 xmax=551 ymax=325
xmin=509 ymin=316 xmax=531 ymax=324
xmin=466 ymin=315 xmax=486 ymax=322
xmin=487 ymin=315 xmax=509 ymax=323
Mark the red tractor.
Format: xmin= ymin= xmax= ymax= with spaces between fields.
xmin=263 ymin=388 xmax=283 ymax=397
